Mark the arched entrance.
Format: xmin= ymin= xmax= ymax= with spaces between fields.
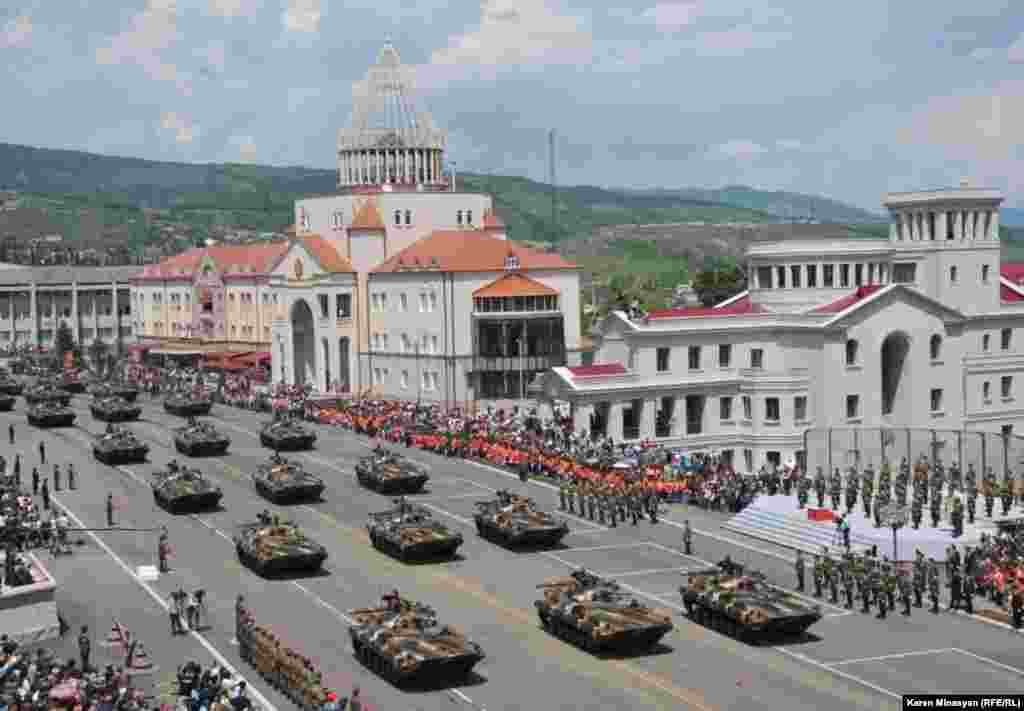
xmin=338 ymin=337 xmax=350 ymax=393
xmin=881 ymin=331 xmax=911 ymax=418
xmin=291 ymin=299 xmax=316 ymax=386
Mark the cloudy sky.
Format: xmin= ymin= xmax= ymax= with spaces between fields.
xmin=1 ymin=0 xmax=1022 ymax=209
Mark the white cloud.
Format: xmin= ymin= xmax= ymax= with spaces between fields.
xmin=283 ymin=0 xmax=321 ymax=33
xmin=95 ymin=0 xmax=192 ymax=96
xmin=159 ymin=111 xmax=196 ymax=144
xmin=430 ymin=0 xmax=592 ymax=67
xmin=0 ymin=14 xmax=33 ymax=49
xmin=641 ymin=2 xmax=703 ymax=32
xmin=1008 ymin=33 xmax=1024 ymax=63
xmin=707 ymin=139 xmax=766 ymax=161
xmin=208 ymin=0 xmax=257 ymax=18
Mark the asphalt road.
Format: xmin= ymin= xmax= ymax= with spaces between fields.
xmin=12 ymin=395 xmax=1024 ymax=711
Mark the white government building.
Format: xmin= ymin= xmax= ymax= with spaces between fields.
xmin=278 ymin=42 xmax=583 ymax=405
xmin=543 ymin=186 xmax=1024 ymax=472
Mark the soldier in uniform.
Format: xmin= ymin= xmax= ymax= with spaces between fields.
xmin=607 ymin=490 xmax=618 ymax=528
xmin=911 ymin=486 xmax=924 ymax=529
xmin=933 ymin=459 xmax=947 ymax=499
xmin=829 ymin=468 xmax=842 ymax=510
xmin=928 ymin=560 xmax=941 ymax=614
xmin=842 ymin=556 xmax=856 ymax=609
xmin=597 ymin=487 xmax=606 ymax=524
xmin=899 ymin=571 xmax=913 ymax=616
xmin=896 ymin=457 xmax=911 ymax=507
xmin=1011 ymin=588 xmax=1023 ymax=629
xmin=587 ymin=483 xmax=597 ymax=521
xmin=962 ymin=563 xmax=976 ymax=614
xmin=682 ymin=520 xmax=693 ymax=555
xmin=794 ymin=550 xmax=805 ymax=592
xmin=951 ymin=497 xmax=964 ymax=538
xmin=813 ymin=554 xmax=824 ymax=598
xmin=1000 ymin=478 xmax=1014 ymax=517
xmin=845 ymin=469 xmax=858 ymax=515
xmin=930 ymin=489 xmax=942 ymax=528
xmin=912 ymin=551 xmax=926 ymax=608
xmin=797 ymin=474 xmax=810 ymax=510
xmin=949 ymin=567 xmax=962 ymax=611
xmin=862 ymin=465 xmax=874 ymax=519
xmin=876 ymin=567 xmax=892 ymax=619
xmin=559 ymin=480 xmax=568 ymax=511
xmin=826 ymin=555 xmax=839 ymax=604
xmin=967 ymin=477 xmax=978 ymax=524
xmin=949 ymin=460 xmax=962 ymax=495
xmin=647 ymin=487 xmax=659 ymax=523
xmin=983 ymin=467 xmax=996 ymax=518
xmin=878 ymin=460 xmax=892 ymax=506
xmin=814 ymin=466 xmax=827 ymax=509
xmin=631 ymin=486 xmax=642 ymax=525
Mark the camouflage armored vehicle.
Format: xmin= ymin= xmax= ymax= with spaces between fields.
xmin=252 ymin=454 xmax=325 ymax=503
xmin=473 ymin=491 xmax=569 ymax=547
xmin=367 ymin=499 xmax=464 ymax=562
xmin=260 ymin=416 xmax=316 ymax=451
xmin=90 ymin=396 xmax=142 ymax=423
xmin=87 ymin=382 xmax=140 ymax=403
xmin=163 ymin=391 xmax=213 ymax=417
xmin=237 ymin=620 xmax=332 ymax=711
xmin=173 ymin=419 xmax=231 ymax=457
xmin=0 ymin=376 xmax=24 ymax=396
xmin=355 ymin=448 xmax=430 ymax=494
xmin=23 ymin=384 xmax=71 ymax=407
xmin=680 ymin=568 xmax=822 ymax=641
xmin=93 ymin=425 xmax=150 ymax=465
xmin=0 ymin=394 xmax=14 ymax=412
xmin=234 ymin=517 xmax=328 ymax=576
xmin=348 ymin=598 xmax=485 ymax=685
xmin=151 ymin=461 xmax=224 ymax=513
xmin=535 ymin=569 xmax=674 ymax=652
xmin=26 ymin=401 xmax=76 ymax=428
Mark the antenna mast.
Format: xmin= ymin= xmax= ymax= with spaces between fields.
xmin=549 ymin=129 xmax=557 ymax=240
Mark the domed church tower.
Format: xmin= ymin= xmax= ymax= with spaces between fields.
xmin=337 ymin=41 xmax=448 ymax=191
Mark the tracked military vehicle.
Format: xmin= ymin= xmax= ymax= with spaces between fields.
xmin=535 ymin=569 xmax=674 ymax=652
xmin=0 ymin=376 xmax=24 ymax=396
xmin=23 ymin=384 xmax=71 ymax=407
xmin=88 ymin=382 xmax=140 ymax=403
xmin=173 ymin=419 xmax=231 ymax=457
xmin=26 ymin=401 xmax=76 ymax=428
xmin=163 ymin=391 xmax=213 ymax=417
xmin=151 ymin=462 xmax=223 ymax=513
xmin=680 ymin=568 xmax=822 ymax=641
xmin=260 ymin=416 xmax=316 ymax=451
xmin=90 ymin=396 xmax=142 ymax=423
xmin=474 ymin=491 xmax=569 ymax=547
xmin=367 ymin=500 xmax=464 ymax=562
xmin=348 ymin=598 xmax=485 ymax=685
xmin=0 ymin=394 xmax=14 ymax=412
xmin=251 ymin=455 xmax=325 ymax=504
xmin=93 ymin=426 xmax=150 ymax=465
xmin=355 ymin=448 xmax=430 ymax=494
xmin=234 ymin=517 xmax=328 ymax=576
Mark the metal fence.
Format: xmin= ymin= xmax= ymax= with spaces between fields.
xmin=801 ymin=426 xmax=1024 ymax=480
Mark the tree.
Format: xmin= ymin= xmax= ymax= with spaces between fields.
xmin=692 ymin=266 xmax=745 ymax=307
xmin=55 ymin=321 xmax=75 ymax=360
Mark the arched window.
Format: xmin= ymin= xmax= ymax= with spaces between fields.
xmin=845 ymin=339 xmax=858 ymax=366
xmin=456 ymin=210 xmax=463 ymax=226
xmin=950 ymin=265 xmax=958 ymax=283
xmin=394 ymin=210 xmax=402 ymax=226
xmin=466 ymin=209 xmax=474 ymax=225
xmin=930 ymin=334 xmax=942 ymax=361
xmin=404 ymin=209 xmax=412 ymax=225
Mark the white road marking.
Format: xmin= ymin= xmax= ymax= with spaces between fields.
xmin=447 ymin=477 xmax=497 ymax=492
xmin=50 ymin=495 xmax=280 ymax=711
xmin=566 ymin=528 xmax=612 ymax=537
xmin=774 ymin=648 xmax=901 ymax=701
xmin=952 ymin=648 xmax=1024 ymax=677
xmin=420 ymin=492 xmax=488 ymax=501
xmin=417 ymin=502 xmax=474 ymax=527
xmin=558 ymin=542 xmax=651 ymax=554
xmin=824 ymin=648 xmax=956 ymax=667
xmin=597 ymin=566 xmax=700 ymax=579
xmin=291 ymin=582 xmax=355 ymax=625
xmin=189 ymin=516 xmax=234 ymax=543
xmin=951 ymin=608 xmax=1024 ymax=634
xmin=447 ymin=688 xmax=484 ymax=709
xmin=824 ymin=611 xmax=856 ymax=619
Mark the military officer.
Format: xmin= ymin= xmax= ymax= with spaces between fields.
xmin=899 ymin=571 xmax=913 ymax=617
xmin=795 ymin=550 xmax=805 ymax=592
xmin=842 ymin=557 xmax=856 ymax=609
xmin=845 ymin=470 xmax=858 ymax=515
xmin=962 ymin=565 xmax=976 ymax=614
xmin=930 ymin=490 xmax=942 ymax=528
xmin=912 ymin=551 xmax=926 ymax=608
xmin=829 ymin=468 xmax=842 ymax=511
xmin=949 ymin=568 xmax=963 ymax=611
xmin=928 ymin=560 xmax=941 ymax=614
xmin=949 ymin=460 xmax=962 ymax=495
xmin=862 ymin=465 xmax=874 ymax=519
xmin=814 ymin=467 xmax=827 ymax=509
xmin=952 ymin=497 xmax=964 ymax=538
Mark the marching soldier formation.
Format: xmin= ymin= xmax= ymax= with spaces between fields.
xmin=559 ymin=479 xmax=661 ymax=527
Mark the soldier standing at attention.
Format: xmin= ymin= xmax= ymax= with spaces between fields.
xmin=41 ymin=478 xmax=50 ymax=511
xmin=8 ymin=423 xmax=13 ymax=445
xmin=31 ymin=467 xmax=39 ymax=495
xmin=898 ymin=571 xmax=912 ymax=617
xmin=682 ymin=520 xmax=693 ymax=555
xmin=566 ymin=480 xmax=576 ymax=515
xmin=962 ymin=565 xmax=976 ymax=614
xmin=13 ymin=455 xmax=20 ymax=488
xmin=949 ymin=567 xmax=962 ymax=611
xmin=842 ymin=557 xmax=856 ymax=609
xmin=53 ymin=464 xmax=61 ymax=492
xmin=1012 ymin=589 xmax=1024 ymax=630
xmin=78 ymin=625 xmax=91 ymax=673
xmin=912 ymin=551 xmax=926 ymax=607
xmin=928 ymin=560 xmax=941 ymax=614
xmin=813 ymin=554 xmax=824 ymax=598
xmin=794 ymin=550 xmax=805 ymax=592
xmin=68 ymin=463 xmax=75 ymax=491
xmin=107 ymin=494 xmax=115 ymax=527
xmin=558 ymin=480 xmax=567 ymax=511
xmin=38 ymin=440 xmax=45 ymax=465
xmin=826 ymin=555 xmax=839 ymax=604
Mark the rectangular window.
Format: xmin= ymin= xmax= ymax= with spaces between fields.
xmin=317 ymin=294 xmax=329 ymax=319
xmin=854 ymin=263 xmax=863 ymax=286
xmin=757 ymin=266 xmax=773 ymax=289
xmin=794 ymin=396 xmax=807 ymax=422
xmin=931 ymin=388 xmax=943 ymax=412
xmin=336 ymin=294 xmax=351 ymax=318
xmin=984 ymin=381 xmax=991 ymax=401
xmin=718 ymin=344 xmax=732 ymax=368
xmin=765 ymin=397 xmax=780 ymax=423
xmin=656 ymin=347 xmax=670 ymax=373
xmin=400 ymin=371 xmax=408 ymax=389
xmin=807 ymin=264 xmax=817 ymax=287
xmin=400 ymin=293 xmax=408 ymax=311
xmin=790 ymin=265 xmax=801 ymax=288
xmin=823 ymin=264 xmax=834 ymax=287
xmin=419 ymin=293 xmax=427 ymax=312
xmin=750 ymin=348 xmax=764 ymax=370
xmin=776 ymin=266 xmax=786 ymax=289
xmin=983 ymin=264 xmax=991 ymax=283
xmin=1002 ymin=376 xmax=1013 ymax=399
xmin=846 ymin=394 xmax=860 ymax=420
xmin=688 ymin=345 xmax=701 ymax=370
xmin=983 ymin=334 xmax=991 ymax=352
xmin=840 ymin=264 xmax=850 ymax=288
xmin=1002 ymin=328 xmax=1012 ymax=350
xmin=893 ymin=263 xmax=917 ymax=283
xmin=742 ymin=396 xmax=752 ymax=420
xmin=429 ymin=292 xmax=438 ymax=312
xmin=744 ymin=449 xmax=753 ymax=472
xmin=431 ymin=335 xmax=439 ymax=354
xmin=719 ymin=396 xmax=733 ymax=421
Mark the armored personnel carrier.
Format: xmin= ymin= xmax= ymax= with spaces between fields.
xmin=163 ymin=391 xmax=213 ymax=417
xmin=348 ymin=597 xmax=485 ymax=686
xmin=260 ymin=416 xmax=316 ymax=451
xmin=23 ymin=384 xmax=71 ymax=407
xmin=173 ymin=419 xmax=231 ymax=457
xmin=90 ymin=396 xmax=142 ymax=423
xmin=252 ymin=454 xmax=325 ymax=504
xmin=0 ymin=394 xmax=14 ymax=412
xmin=93 ymin=425 xmax=150 ymax=465
xmin=355 ymin=448 xmax=430 ymax=494
xmin=680 ymin=568 xmax=822 ymax=641
xmin=26 ymin=401 xmax=76 ymax=428
xmin=151 ymin=461 xmax=224 ymax=513
xmin=473 ymin=491 xmax=569 ymax=547
xmin=88 ymin=382 xmax=140 ymax=403
xmin=234 ymin=516 xmax=328 ymax=576
xmin=367 ymin=500 xmax=464 ymax=562
xmin=535 ymin=569 xmax=674 ymax=652
xmin=0 ymin=376 xmax=24 ymax=396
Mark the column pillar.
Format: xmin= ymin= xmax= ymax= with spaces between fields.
xmin=936 ymin=211 xmax=947 ymax=241
xmin=991 ymin=210 xmax=1000 ymax=240
xmin=899 ymin=213 xmax=909 ymax=241
xmin=111 ymin=283 xmax=119 ymax=350
xmin=415 ymin=150 xmax=421 ymax=184
xmin=641 ymin=399 xmax=657 ymax=439
xmin=71 ymin=283 xmax=80 ymax=344
xmin=954 ymin=211 xmax=963 ymax=241
xmin=609 ymin=402 xmax=625 ymax=442
xmin=29 ymin=284 xmax=37 ymax=347
xmin=573 ymin=403 xmax=592 ymax=435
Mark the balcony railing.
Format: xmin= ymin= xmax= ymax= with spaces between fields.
xmin=473 ymin=352 xmax=565 ymax=373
